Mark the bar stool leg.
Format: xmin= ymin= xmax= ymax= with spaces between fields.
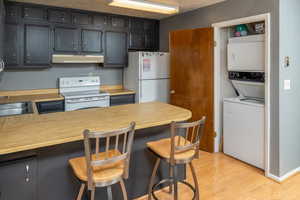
xmin=148 ymin=158 xmax=161 ymax=200
xmin=120 ymin=179 xmax=128 ymax=200
xmin=90 ymin=188 xmax=95 ymax=200
xmin=173 ymin=165 xmax=178 ymax=200
xmin=189 ymin=162 xmax=200 ymax=200
xmin=107 ymin=186 xmax=113 ymax=200
xmin=76 ymin=183 xmax=85 ymax=200
xmin=168 ymin=164 xmax=174 ymax=193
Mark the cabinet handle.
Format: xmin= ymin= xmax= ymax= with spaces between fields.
xmin=25 ymin=164 xmax=30 ymax=182
xmin=170 ymin=90 xmax=175 ymax=94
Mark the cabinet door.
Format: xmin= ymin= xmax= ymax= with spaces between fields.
xmin=105 ymin=31 xmax=127 ymax=67
xmin=129 ymin=31 xmax=145 ymax=49
xmin=111 ymin=16 xmax=127 ymax=28
xmin=0 ymin=157 xmax=37 ymax=200
xmin=4 ymin=24 xmax=20 ymax=67
xmin=24 ymin=24 xmax=50 ymax=66
xmin=145 ymin=31 xmax=156 ymax=50
xmin=5 ymin=4 xmax=20 ymax=23
xmin=54 ymin=27 xmax=79 ymax=52
xmin=94 ymin=14 xmax=108 ymax=27
xmin=130 ymin=18 xmax=144 ymax=30
xmin=110 ymin=94 xmax=135 ymax=106
xmin=72 ymin=12 xmax=90 ymax=25
xmin=82 ymin=29 xmax=102 ymax=53
xmin=49 ymin=9 xmax=71 ymax=24
xmin=23 ymin=6 xmax=47 ymax=21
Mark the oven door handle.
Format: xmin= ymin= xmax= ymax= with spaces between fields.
xmin=65 ymin=99 xmax=108 ymax=103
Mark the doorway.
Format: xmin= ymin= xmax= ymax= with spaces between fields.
xmin=212 ymin=14 xmax=271 ymax=176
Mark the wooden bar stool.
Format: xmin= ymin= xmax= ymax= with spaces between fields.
xmin=147 ymin=117 xmax=206 ymax=200
xmin=69 ymin=122 xmax=136 ymax=200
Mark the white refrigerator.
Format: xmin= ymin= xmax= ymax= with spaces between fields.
xmin=124 ymin=52 xmax=170 ymax=103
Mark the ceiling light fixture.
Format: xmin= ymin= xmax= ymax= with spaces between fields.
xmin=108 ymin=0 xmax=179 ymax=15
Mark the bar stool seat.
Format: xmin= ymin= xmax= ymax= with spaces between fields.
xmin=68 ymin=122 xmax=136 ymax=200
xmin=147 ymin=136 xmax=196 ymax=161
xmin=69 ymin=150 xmax=125 ymax=183
xmin=147 ymin=117 xmax=206 ymax=200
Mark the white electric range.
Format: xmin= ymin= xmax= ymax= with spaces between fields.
xmin=59 ymin=76 xmax=110 ymax=111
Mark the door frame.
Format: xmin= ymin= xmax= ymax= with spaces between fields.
xmin=212 ymin=13 xmax=271 ymax=177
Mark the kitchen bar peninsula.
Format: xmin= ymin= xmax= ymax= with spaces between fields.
xmin=0 ymin=102 xmax=191 ymax=200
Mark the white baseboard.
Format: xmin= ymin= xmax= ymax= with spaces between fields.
xmin=267 ymin=166 xmax=300 ymax=182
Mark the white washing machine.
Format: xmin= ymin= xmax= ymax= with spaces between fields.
xmin=223 ymin=71 xmax=265 ymax=169
xmin=223 ymin=97 xmax=265 ymax=169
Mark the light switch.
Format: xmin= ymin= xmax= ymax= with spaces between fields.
xmin=284 ymin=80 xmax=291 ymax=90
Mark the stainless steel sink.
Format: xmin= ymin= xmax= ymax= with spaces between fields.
xmin=0 ymin=102 xmax=34 ymax=117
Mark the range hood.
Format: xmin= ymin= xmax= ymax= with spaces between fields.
xmin=52 ymin=54 xmax=104 ymax=64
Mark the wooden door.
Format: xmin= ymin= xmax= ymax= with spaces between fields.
xmin=170 ymin=27 xmax=214 ymax=152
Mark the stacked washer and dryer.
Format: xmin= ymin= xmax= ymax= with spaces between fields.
xmin=223 ymin=34 xmax=265 ymax=169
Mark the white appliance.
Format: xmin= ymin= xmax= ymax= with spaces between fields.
xmin=223 ymin=98 xmax=264 ymax=169
xmin=227 ymin=34 xmax=265 ymax=72
xmin=59 ymin=76 xmax=110 ymax=111
xmin=124 ymin=52 xmax=170 ymax=103
xmin=223 ymin=71 xmax=265 ymax=169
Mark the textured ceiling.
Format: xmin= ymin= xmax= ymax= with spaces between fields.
xmin=10 ymin=0 xmax=226 ymax=19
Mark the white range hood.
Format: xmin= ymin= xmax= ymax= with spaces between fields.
xmin=52 ymin=54 xmax=104 ymax=64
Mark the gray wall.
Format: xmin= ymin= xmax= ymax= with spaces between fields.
xmin=159 ymin=0 xmax=281 ymax=176
xmin=0 ymin=65 xmax=123 ymax=90
xmin=278 ymin=0 xmax=300 ymax=176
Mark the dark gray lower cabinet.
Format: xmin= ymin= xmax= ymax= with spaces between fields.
xmin=0 ymin=157 xmax=37 ymax=200
xmin=104 ymin=31 xmax=127 ymax=67
xmin=24 ymin=24 xmax=50 ymax=66
xmin=110 ymin=94 xmax=135 ymax=106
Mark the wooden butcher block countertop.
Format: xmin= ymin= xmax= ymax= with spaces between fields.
xmin=0 ymin=102 xmax=191 ymax=155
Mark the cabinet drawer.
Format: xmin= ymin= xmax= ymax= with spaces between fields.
xmin=49 ymin=9 xmax=71 ymax=24
xmin=110 ymin=94 xmax=135 ymax=106
xmin=36 ymin=100 xmax=64 ymax=114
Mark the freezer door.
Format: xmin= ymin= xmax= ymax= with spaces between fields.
xmin=139 ymin=52 xmax=170 ymax=80
xmin=139 ymin=79 xmax=170 ymax=103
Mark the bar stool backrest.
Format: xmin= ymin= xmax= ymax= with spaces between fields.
xmin=83 ymin=122 xmax=136 ymax=188
xmin=170 ymin=117 xmax=206 ymax=164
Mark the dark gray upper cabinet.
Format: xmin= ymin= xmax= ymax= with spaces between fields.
xmin=111 ymin=16 xmax=127 ymax=28
xmin=4 ymin=24 xmax=20 ymax=67
xmin=24 ymin=24 xmax=50 ymax=66
xmin=49 ymin=9 xmax=71 ymax=24
xmin=54 ymin=27 xmax=79 ymax=52
xmin=129 ymin=32 xmax=145 ymax=50
xmin=3 ymin=2 xmax=159 ymax=69
xmin=0 ymin=157 xmax=37 ymax=200
xmin=82 ymin=29 xmax=103 ymax=53
xmin=72 ymin=12 xmax=90 ymax=25
xmin=93 ymin=14 xmax=108 ymax=27
xmin=5 ymin=4 xmax=20 ymax=23
xmin=23 ymin=6 xmax=47 ymax=21
xmin=105 ymin=31 xmax=127 ymax=67
xmin=129 ymin=18 xmax=158 ymax=50
xmin=0 ymin=0 xmax=5 ymax=61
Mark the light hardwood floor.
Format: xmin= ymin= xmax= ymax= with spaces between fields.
xmin=136 ymin=151 xmax=300 ymax=200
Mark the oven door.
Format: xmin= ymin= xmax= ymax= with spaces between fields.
xmin=65 ymin=96 xmax=110 ymax=111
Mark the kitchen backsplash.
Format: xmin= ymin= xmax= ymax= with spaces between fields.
xmin=0 ymin=64 xmax=123 ymax=90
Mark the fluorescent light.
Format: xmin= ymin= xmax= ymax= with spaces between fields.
xmin=108 ymin=0 xmax=179 ymax=15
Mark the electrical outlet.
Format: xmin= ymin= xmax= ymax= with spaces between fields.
xmin=284 ymin=80 xmax=291 ymax=90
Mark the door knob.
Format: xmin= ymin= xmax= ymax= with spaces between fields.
xmin=170 ymin=90 xmax=175 ymax=94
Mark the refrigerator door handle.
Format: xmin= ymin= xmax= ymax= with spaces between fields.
xmin=140 ymin=81 xmax=142 ymax=99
